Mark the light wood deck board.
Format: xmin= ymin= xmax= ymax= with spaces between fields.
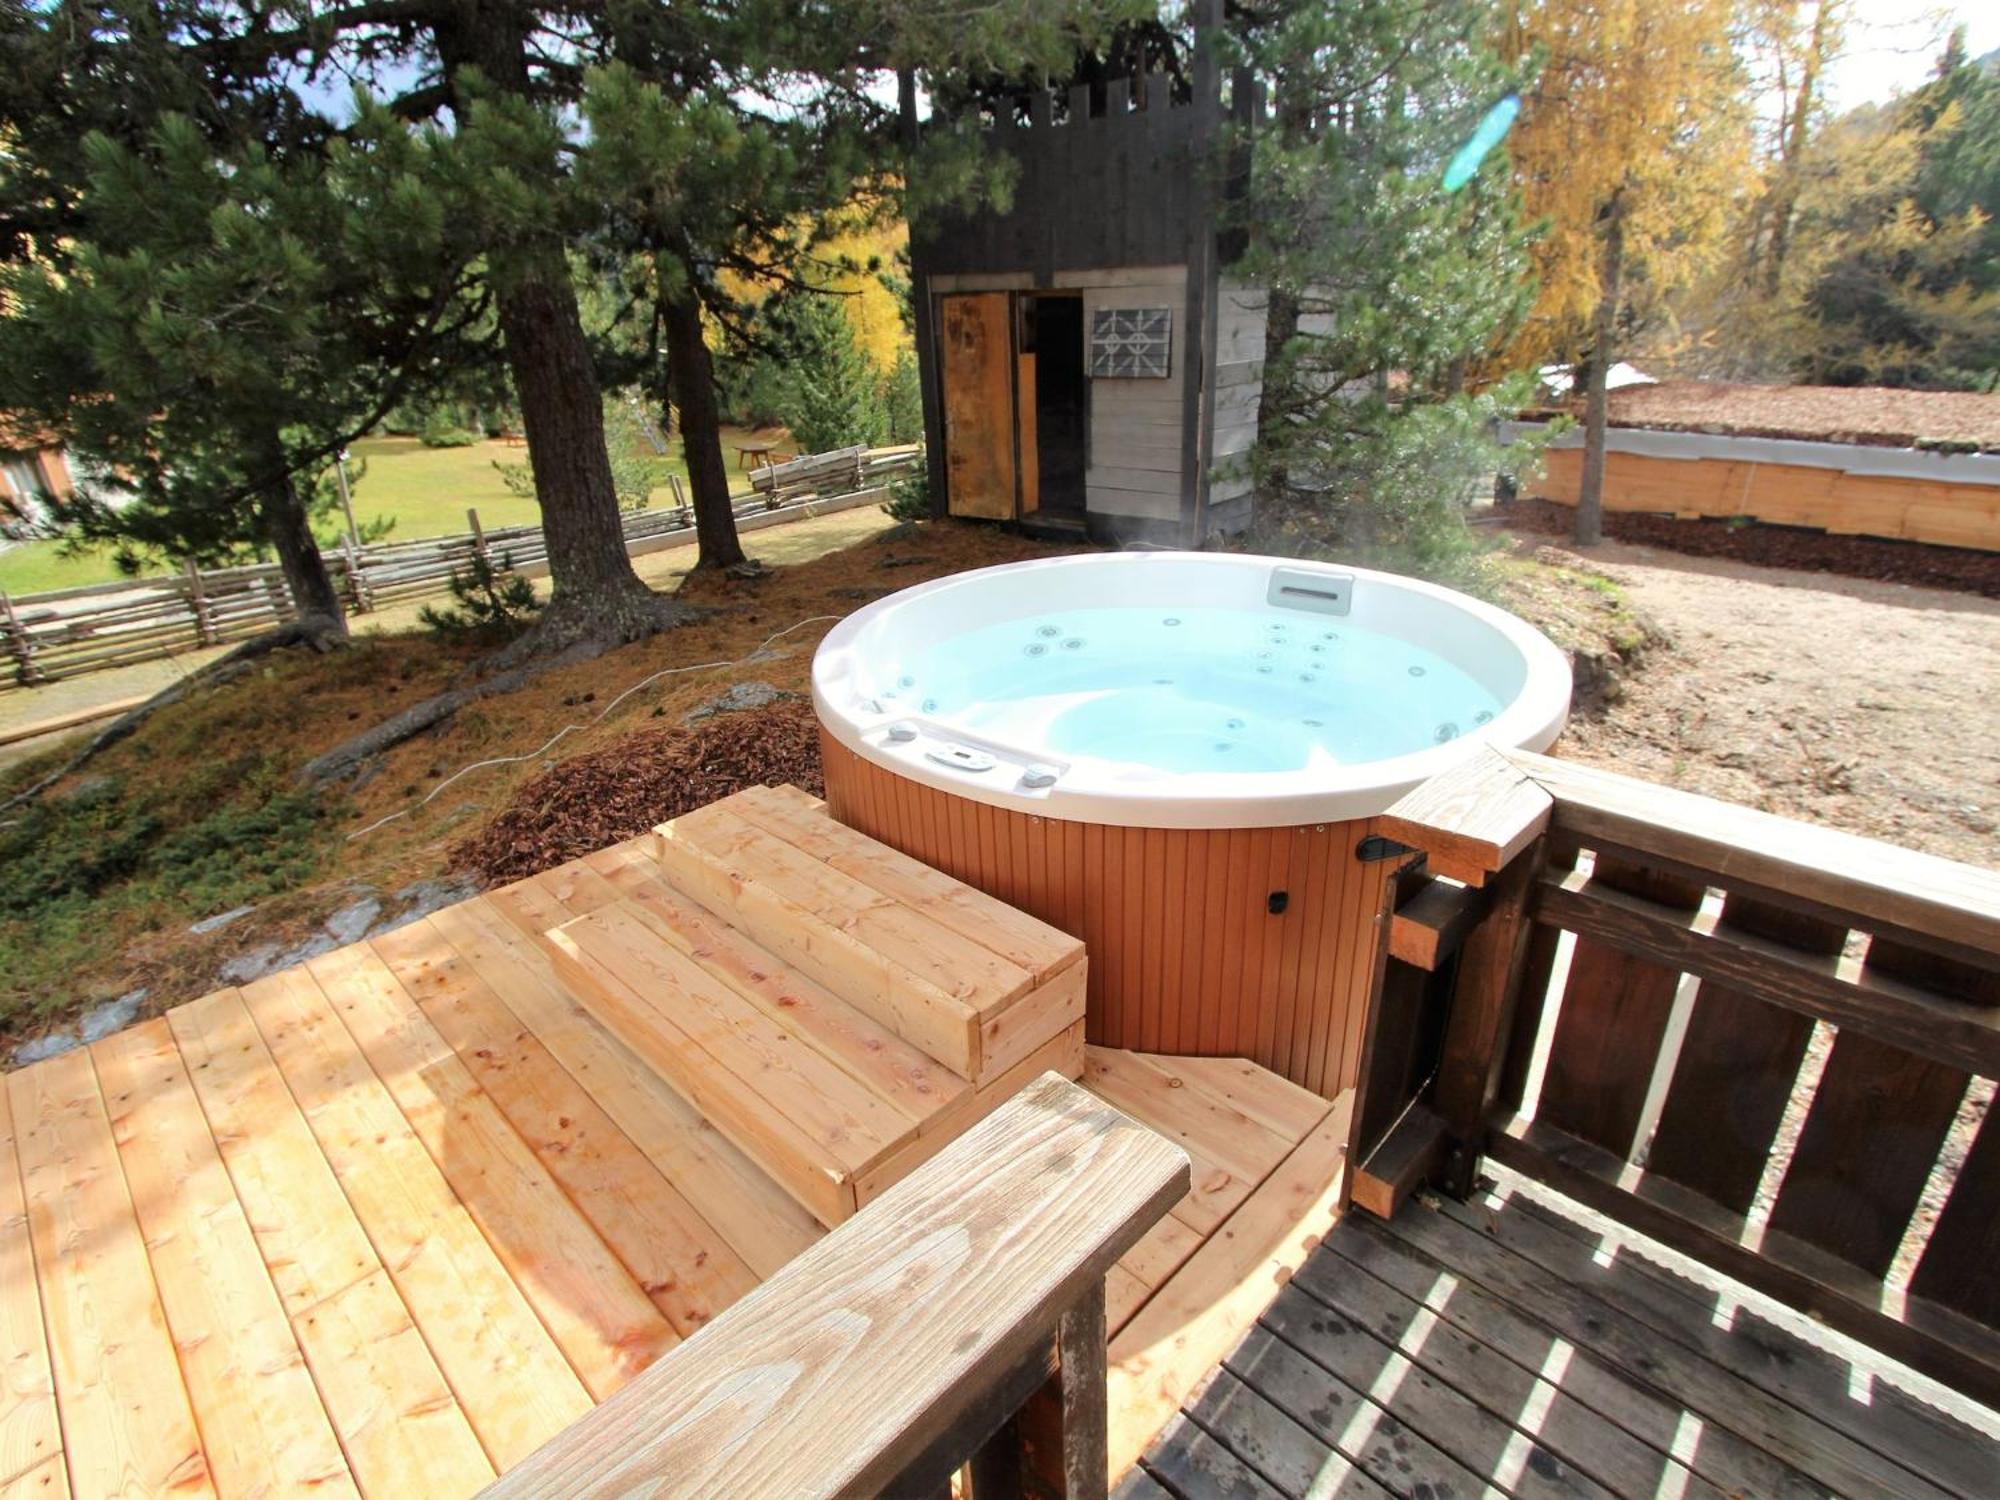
xmin=167 ymin=988 xmax=498 ymax=1499
xmin=303 ymin=940 xmax=680 ymax=1400
xmin=446 ymin=887 xmax=821 ymax=1278
xmin=585 ymin=847 xmax=968 ymax=1127
xmin=0 ymin=1083 xmax=59 ymax=1491
xmin=371 ymin=915 xmax=759 ymax=1335
xmin=10 ymin=1049 xmax=212 ymax=1497
xmin=238 ymin=964 xmax=593 ymax=1469
xmin=91 ymin=1020 xmax=356 ymax=1499
xmin=0 ymin=816 xmax=1330 ymax=1500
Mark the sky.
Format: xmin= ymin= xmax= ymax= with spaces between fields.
xmin=1822 ymin=0 xmax=2000 ymax=110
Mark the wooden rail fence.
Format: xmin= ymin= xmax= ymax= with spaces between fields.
xmin=1360 ymin=747 xmax=2000 ymax=1409
xmin=0 ymin=446 xmax=918 ymax=690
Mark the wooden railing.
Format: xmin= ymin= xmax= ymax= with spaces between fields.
xmin=481 ymin=1073 xmax=1188 ymax=1499
xmin=1368 ymin=747 xmax=2000 ymax=1408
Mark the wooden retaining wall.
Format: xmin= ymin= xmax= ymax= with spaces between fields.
xmin=1532 ymin=447 xmax=2000 ymax=553
xmin=820 ymin=733 xmax=1394 ymax=1100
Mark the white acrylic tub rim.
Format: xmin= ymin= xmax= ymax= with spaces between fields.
xmin=811 ymin=552 xmax=1572 ymax=828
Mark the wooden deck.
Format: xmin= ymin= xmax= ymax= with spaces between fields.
xmin=0 ymin=798 xmax=1349 ymax=1499
xmin=1122 ymin=1165 xmax=2000 ymax=1500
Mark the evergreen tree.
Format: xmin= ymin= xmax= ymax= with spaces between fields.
xmin=1235 ymin=0 xmax=1537 ymax=583
xmin=778 ymin=294 xmax=892 ymax=454
xmin=0 ymin=106 xmax=483 ymax=634
xmin=1799 ymin=31 xmax=2000 ymax=388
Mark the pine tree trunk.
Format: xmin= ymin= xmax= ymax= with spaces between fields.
xmin=1577 ymin=202 xmax=1626 ymax=549
xmin=1255 ymin=287 xmax=1301 ymax=501
xmin=497 ymin=269 xmax=669 ymax=640
xmin=662 ymin=266 xmax=745 ymax=571
xmin=432 ymin=7 xmax=680 ymax=652
xmin=260 ymin=470 xmax=348 ymax=639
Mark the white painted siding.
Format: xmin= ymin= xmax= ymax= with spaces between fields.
xmin=1206 ymin=280 xmax=1268 ymax=521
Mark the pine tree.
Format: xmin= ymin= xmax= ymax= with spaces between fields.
xmin=0 ymin=106 xmax=483 ymax=635
xmin=1234 ymin=0 xmax=1538 ymax=583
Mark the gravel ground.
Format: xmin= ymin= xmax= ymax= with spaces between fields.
xmin=1538 ymin=536 xmax=2000 ymax=869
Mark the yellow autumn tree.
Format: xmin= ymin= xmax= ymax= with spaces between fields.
xmin=1499 ymin=0 xmax=1752 ymax=542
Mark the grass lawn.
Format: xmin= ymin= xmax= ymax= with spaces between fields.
xmin=0 ymin=423 xmax=785 ymax=596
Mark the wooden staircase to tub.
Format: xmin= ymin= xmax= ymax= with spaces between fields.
xmin=538 ymin=784 xmax=1089 ymax=1227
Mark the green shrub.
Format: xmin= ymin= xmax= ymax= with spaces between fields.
xmin=419 ymin=409 xmax=482 ymax=448
xmin=780 ymin=296 xmax=888 ymax=455
xmin=882 ymin=348 xmax=923 ymax=444
xmin=0 ymin=759 xmax=334 ymax=1024
xmin=419 ymin=551 xmax=543 ymax=641
xmin=880 ymin=469 xmax=931 ymax=524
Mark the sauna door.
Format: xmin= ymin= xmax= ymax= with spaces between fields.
xmin=938 ymin=293 xmax=1018 ymax=519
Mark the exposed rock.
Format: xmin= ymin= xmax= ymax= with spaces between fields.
xmin=323 ymin=893 xmax=384 ymax=947
xmin=14 ymin=1031 xmax=78 ymax=1065
xmin=189 ymin=903 xmax=257 ymax=936
xmin=79 ymin=988 xmax=146 ymax=1043
xmin=219 ymin=942 xmax=284 ymax=985
xmin=685 ymin=680 xmax=789 ymax=724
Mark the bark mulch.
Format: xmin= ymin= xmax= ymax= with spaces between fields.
xmin=1498 ymin=496 xmax=2000 ymax=598
xmin=452 ymin=698 xmax=825 ymax=883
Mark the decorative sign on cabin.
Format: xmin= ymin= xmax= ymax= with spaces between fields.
xmin=1088 ymin=306 xmax=1173 ymax=378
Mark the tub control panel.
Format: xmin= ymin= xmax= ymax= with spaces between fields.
xmin=925 ymin=742 xmax=996 ymax=773
xmin=860 ymin=711 xmax=1069 ymax=797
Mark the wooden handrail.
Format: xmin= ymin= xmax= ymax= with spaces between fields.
xmin=1382 ymin=747 xmax=2000 ymax=1406
xmin=1506 ymin=748 xmax=2000 ymax=957
xmin=480 ymin=1073 xmax=1189 ymax=1499
xmin=1374 ymin=746 xmax=1552 ymax=886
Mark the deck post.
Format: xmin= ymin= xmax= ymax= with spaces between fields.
xmin=1057 ymin=1282 xmax=1110 ymax=1498
xmin=1431 ymin=841 xmax=1548 ymax=1198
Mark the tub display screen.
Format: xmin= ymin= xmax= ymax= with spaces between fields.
xmin=876 ymin=607 xmax=1502 ymax=774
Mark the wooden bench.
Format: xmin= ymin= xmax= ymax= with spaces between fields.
xmin=541 ymin=784 xmax=1087 ymax=1227
xmin=481 ymin=1074 xmax=1190 ymax=1499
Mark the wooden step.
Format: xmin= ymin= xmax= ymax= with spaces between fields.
xmin=651 ymin=785 xmax=1085 ymax=1084
xmin=541 ymin=788 xmax=1088 ymax=1227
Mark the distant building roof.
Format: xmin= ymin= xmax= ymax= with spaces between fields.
xmin=1596 ymin=381 xmax=2000 ymax=453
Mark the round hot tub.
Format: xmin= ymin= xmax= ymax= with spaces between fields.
xmin=813 ymin=553 xmax=1571 ymax=1096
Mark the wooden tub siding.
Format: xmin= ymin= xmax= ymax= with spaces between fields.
xmin=820 ymin=732 xmax=1394 ymax=1099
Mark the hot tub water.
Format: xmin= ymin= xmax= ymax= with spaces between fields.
xmin=878 ymin=606 xmax=1502 ymax=775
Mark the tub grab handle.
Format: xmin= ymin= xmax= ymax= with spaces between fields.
xmin=1267 ymin=566 xmax=1353 ymax=616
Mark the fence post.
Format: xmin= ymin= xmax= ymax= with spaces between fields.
xmin=668 ymin=474 xmax=691 ymax=529
xmin=183 ymin=559 xmax=218 ymax=646
xmin=0 ymin=588 xmax=45 ymax=685
xmin=341 ymin=536 xmax=374 ymax=614
xmin=467 ymin=507 xmax=491 ymax=567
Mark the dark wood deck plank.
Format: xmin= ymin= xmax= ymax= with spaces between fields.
xmin=1140 ymin=1414 xmax=1289 ymax=1500
xmin=1256 ymin=1284 xmax=1611 ymax=1500
xmin=1322 ymin=1215 xmax=1828 ymax=1500
xmin=1289 ymin=1237 xmax=1726 ymax=1499
xmin=1454 ymin=1176 xmax=2000 ymax=1498
xmin=1224 ymin=1324 xmax=1490 ymax=1499
xmin=1389 ymin=1198 xmax=1954 ymax=1499
xmin=1182 ymin=1369 xmax=1390 ymax=1499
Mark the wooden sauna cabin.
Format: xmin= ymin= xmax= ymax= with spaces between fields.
xmin=906 ymin=45 xmax=1268 ymax=547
